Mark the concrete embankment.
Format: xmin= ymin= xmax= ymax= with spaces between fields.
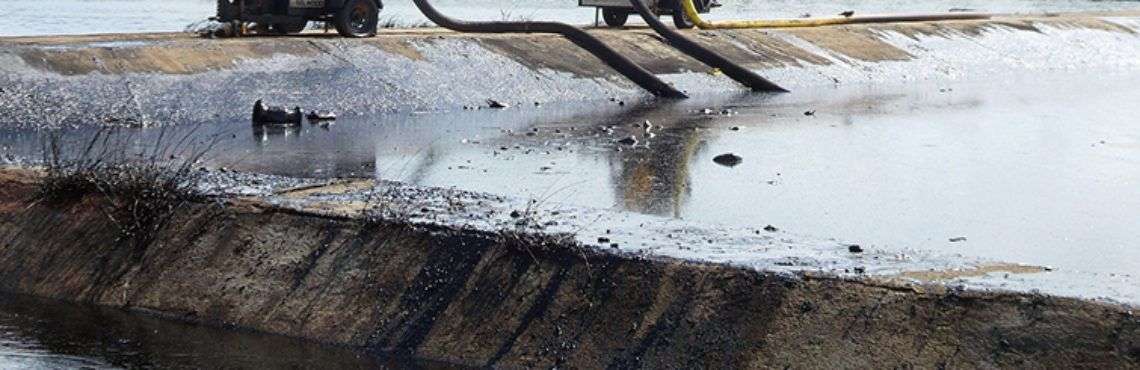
xmin=0 ymin=169 xmax=1136 ymax=368
xmin=1 ymin=12 xmax=1139 ymax=127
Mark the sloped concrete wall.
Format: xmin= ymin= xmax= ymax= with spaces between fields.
xmin=0 ymin=14 xmax=1138 ymax=128
xmin=0 ymin=170 xmax=1135 ymax=368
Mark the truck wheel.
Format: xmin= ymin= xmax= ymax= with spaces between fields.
xmin=216 ymin=0 xmax=237 ymax=22
xmin=671 ymin=0 xmax=696 ymax=29
xmin=270 ymin=20 xmax=308 ymax=35
xmin=602 ymin=8 xmax=629 ymax=28
xmin=334 ymin=0 xmax=379 ymax=38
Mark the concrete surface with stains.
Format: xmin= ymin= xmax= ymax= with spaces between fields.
xmin=1 ymin=13 xmax=1139 ymax=128
xmin=0 ymin=169 xmax=1136 ymax=368
xmin=1 ymin=10 xmax=1140 ymax=367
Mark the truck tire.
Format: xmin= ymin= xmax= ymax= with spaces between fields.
xmin=671 ymin=0 xmax=695 ymax=29
xmin=602 ymin=8 xmax=628 ymax=28
xmin=216 ymin=0 xmax=238 ymax=22
xmin=334 ymin=0 xmax=379 ymax=38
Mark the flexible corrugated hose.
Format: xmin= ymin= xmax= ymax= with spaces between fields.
xmin=412 ymin=0 xmax=688 ymax=98
xmin=628 ymin=0 xmax=788 ymax=92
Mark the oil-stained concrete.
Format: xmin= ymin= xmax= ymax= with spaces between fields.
xmin=1 ymin=13 xmax=1139 ymax=128
xmin=0 ymin=169 xmax=1136 ymax=368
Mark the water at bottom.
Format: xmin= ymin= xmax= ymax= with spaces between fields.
xmin=0 ymin=293 xmax=459 ymax=369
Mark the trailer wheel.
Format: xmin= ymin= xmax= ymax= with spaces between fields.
xmin=335 ymin=0 xmax=379 ymax=38
xmin=216 ymin=0 xmax=237 ymax=22
xmin=601 ymin=8 xmax=629 ymax=28
xmin=671 ymin=0 xmax=695 ymax=29
xmin=269 ymin=20 xmax=308 ymax=35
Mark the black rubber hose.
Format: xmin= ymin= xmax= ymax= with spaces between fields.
xmin=412 ymin=0 xmax=687 ymax=99
xmin=628 ymin=0 xmax=788 ymax=93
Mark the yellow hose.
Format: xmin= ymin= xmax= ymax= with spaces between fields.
xmin=680 ymin=0 xmax=991 ymax=29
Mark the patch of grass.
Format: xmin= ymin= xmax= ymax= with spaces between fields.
xmin=34 ymin=127 xmax=217 ymax=247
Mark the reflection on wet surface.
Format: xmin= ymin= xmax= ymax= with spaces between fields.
xmin=0 ymin=293 xmax=456 ymax=369
xmin=2 ymin=73 xmax=1139 ymax=278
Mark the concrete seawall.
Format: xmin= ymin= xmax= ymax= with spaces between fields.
xmin=0 ymin=170 xmax=1136 ymax=367
xmin=1 ymin=12 xmax=1138 ymax=127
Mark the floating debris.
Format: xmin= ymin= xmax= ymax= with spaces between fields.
xmin=306 ymin=110 xmax=337 ymax=121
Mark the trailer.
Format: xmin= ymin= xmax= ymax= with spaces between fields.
xmin=215 ymin=0 xmax=382 ymax=37
xmin=579 ymin=0 xmax=717 ymax=29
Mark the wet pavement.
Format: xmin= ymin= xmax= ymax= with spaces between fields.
xmin=2 ymin=0 xmax=1139 ymax=36
xmin=3 ymin=71 xmax=1138 ymax=282
xmin=0 ymin=293 xmax=459 ymax=369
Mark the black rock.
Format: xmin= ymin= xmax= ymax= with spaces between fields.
xmin=598 ymin=237 xmax=611 ymax=244
xmin=252 ymin=100 xmax=303 ymax=125
xmin=949 ymin=237 xmax=968 ymax=243
xmin=509 ymin=210 xmax=522 ymax=218
xmin=763 ymin=225 xmax=779 ymax=232
xmin=848 ymin=244 xmax=864 ymax=253
xmin=713 ymin=153 xmax=743 ymax=167
xmin=804 ymin=110 xmax=816 ymax=116
xmin=487 ymin=99 xmax=510 ymax=109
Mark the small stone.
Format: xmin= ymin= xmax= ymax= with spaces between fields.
xmin=848 ymin=244 xmax=864 ymax=253
xmin=598 ymin=237 xmax=611 ymax=243
xmin=487 ymin=99 xmax=510 ymax=109
xmin=610 ymin=243 xmax=620 ymax=248
xmin=804 ymin=110 xmax=816 ymax=116
xmin=763 ymin=225 xmax=779 ymax=232
xmin=854 ymin=267 xmax=866 ymax=274
xmin=510 ymin=210 xmax=522 ymax=218
xmin=617 ymin=136 xmax=638 ymax=145
xmin=713 ymin=153 xmax=743 ymax=167
xmin=730 ymin=126 xmax=741 ymax=131
xmin=949 ymin=237 xmax=968 ymax=243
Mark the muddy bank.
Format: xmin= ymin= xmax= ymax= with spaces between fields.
xmin=1 ymin=13 xmax=1139 ymax=128
xmin=0 ymin=169 xmax=1135 ymax=367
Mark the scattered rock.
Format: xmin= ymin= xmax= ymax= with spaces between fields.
xmin=848 ymin=244 xmax=864 ymax=253
xmin=713 ymin=153 xmax=743 ymax=167
xmin=616 ymin=136 xmax=638 ymax=145
xmin=487 ymin=99 xmax=510 ymax=109
xmin=509 ymin=210 xmax=522 ymax=218
xmin=730 ymin=126 xmax=741 ymax=131
xmin=949 ymin=237 xmax=968 ymax=243
xmin=763 ymin=225 xmax=779 ymax=232
xmin=598 ymin=237 xmax=611 ymax=244
xmin=804 ymin=110 xmax=816 ymax=116
xmin=854 ymin=266 xmax=866 ymax=274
